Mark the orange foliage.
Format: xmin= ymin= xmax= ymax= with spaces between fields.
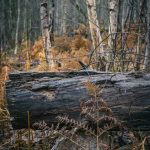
xmin=55 ymin=35 xmax=91 ymax=71
xmin=26 ymin=35 xmax=92 ymax=71
xmin=31 ymin=38 xmax=45 ymax=60
xmin=0 ymin=66 xmax=10 ymax=105
xmin=54 ymin=36 xmax=72 ymax=53
xmin=18 ymin=23 xmax=146 ymax=72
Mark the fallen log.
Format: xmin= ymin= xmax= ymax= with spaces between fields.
xmin=5 ymin=71 xmax=150 ymax=130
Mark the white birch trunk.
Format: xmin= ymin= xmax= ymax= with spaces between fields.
xmin=144 ymin=1 xmax=150 ymax=71
xmin=86 ymin=0 xmax=104 ymax=70
xmin=107 ymin=0 xmax=119 ymax=71
xmin=14 ymin=0 xmax=20 ymax=54
xmin=40 ymin=0 xmax=54 ymax=69
xmin=108 ymin=0 xmax=119 ymax=52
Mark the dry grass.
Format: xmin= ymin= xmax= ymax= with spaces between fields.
xmin=0 ymin=66 xmax=9 ymax=104
xmin=12 ymin=23 xmax=147 ymax=72
xmin=0 ymin=66 xmax=10 ymax=129
xmin=19 ymin=34 xmax=92 ymax=72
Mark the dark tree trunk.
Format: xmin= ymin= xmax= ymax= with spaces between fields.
xmin=6 ymin=71 xmax=150 ymax=130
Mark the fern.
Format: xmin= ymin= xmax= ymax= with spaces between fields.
xmin=33 ymin=82 xmax=138 ymax=150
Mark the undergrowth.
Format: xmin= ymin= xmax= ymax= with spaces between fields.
xmin=3 ymin=23 xmax=146 ymax=72
xmin=0 ymin=66 xmax=11 ymax=143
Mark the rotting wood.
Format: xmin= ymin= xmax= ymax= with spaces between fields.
xmin=5 ymin=71 xmax=150 ymax=130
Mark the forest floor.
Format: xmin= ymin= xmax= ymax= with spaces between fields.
xmin=0 ymin=27 xmax=150 ymax=149
xmin=1 ymin=68 xmax=150 ymax=149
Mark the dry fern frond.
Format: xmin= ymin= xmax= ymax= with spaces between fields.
xmin=0 ymin=66 xmax=10 ymax=129
xmin=71 ymin=35 xmax=89 ymax=51
xmin=28 ymin=82 xmax=138 ymax=150
xmin=54 ymin=36 xmax=72 ymax=53
xmin=84 ymin=81 xmax=101 ymax=96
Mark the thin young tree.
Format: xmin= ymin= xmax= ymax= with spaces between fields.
xmin=135 ymin=0 xmax=146 ymax=71
xmin=144 ymin=0 xmax=150 ymax=71
xmin=14 ymin=0 xmax=20 ymax=55
xmin=40 ymin=0 xmax=54 ymax=69
xmin=107 ymin=0 xmax=119 ymax=71
xmin=86 ymin=0 xmax=104 ymax=70
xmin=50 ymin=0 xmax=55 ymax=45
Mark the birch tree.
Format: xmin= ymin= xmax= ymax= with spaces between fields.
xmin=135 ymin=0 xmax=146 ymax=71
xmin=86 ymin=0 xmax=104 ymax=70
xmin=14 ymin=0 xmax=20 ymax=54
xmin=40 ymin=0 xmax=54 ymax=69
xmin=107 ymin=0 xmax=119 ymax=71
xmin=144 ymin=0 xmax=150 ymax=71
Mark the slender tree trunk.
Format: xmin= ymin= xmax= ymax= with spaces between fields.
xmin=121 ymin=0 xmax=130 ymax=47
xmin=23 ymin=0 xmax=27 ymax=35
xmin=0 ymin=31 xmax=2 ymax=71
xmin=135 ymin=0 xmax=146 ymax=71
xmin=107 ymin=0 xmax=119 ymax=71
xmin=14 ymin=0 xmax=20 ymax=55
xmin=25 ymin=0 xmax=31 ymax=71
xmin=0 ymin=0 xmax=7 ymax=53
xmin=86 ymin=0 xmax=104 ymax=70
xmin=49 ymin=0 xmax=55 ymax=45
xmin=40 ymin=0 xmax=54 ymax=69
xmin=135 ymin=27 xmax=141 ymax=71
xmin=0 ymin=0 xmax=4 ymax=54
xmin=121 ymin=0 xmax=130 ymax=71
xmin=8 ymin=0 xmax=12 ymax=31
xmin=24 ymin=0 xmax=29 ymax=70
xmin=57 ymin=0 xmax=61 ymax=36
xmin=144 ymin=0 xmax=150 ymax=71
xmin=55 ymin=0 xmax=59 ymax=35
xmin=62 ymin=0 xmax=67 ymax=35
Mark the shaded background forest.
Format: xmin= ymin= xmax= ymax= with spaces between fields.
xmin=0 ymin=0 xmax=150 ymax=72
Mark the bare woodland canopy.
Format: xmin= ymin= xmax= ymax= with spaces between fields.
xmin=0 ymin=0 xmax=150 ymax=72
